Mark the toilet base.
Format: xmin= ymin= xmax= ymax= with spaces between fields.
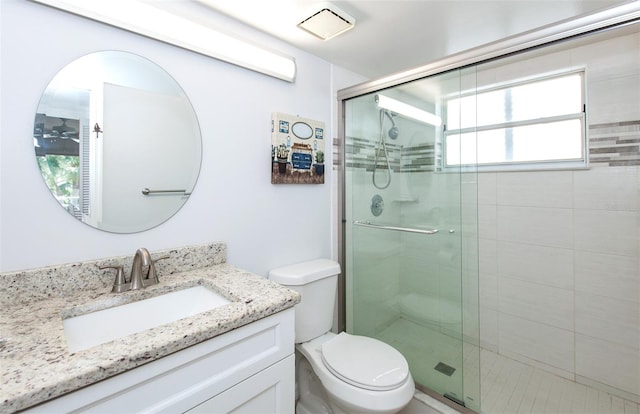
xmin=296 ymin=356 xmax=333 ymax=414
xmin=297 ymin=354 xmax=363 ymax=414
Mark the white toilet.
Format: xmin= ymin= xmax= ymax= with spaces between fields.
xmin=269 ymin=259 xmax=415 ymax=414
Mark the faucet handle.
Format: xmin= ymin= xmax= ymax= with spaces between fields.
xmin=146 ymin=255 xmax=170 ymax=285
xmin=98 ymin=265 xmax=128 ymax=293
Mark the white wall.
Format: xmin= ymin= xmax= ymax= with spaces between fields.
xmin=0 ymin=0 xmax=361 ymax=275
xmin=330 ymin=66 xmax=367 ymax=261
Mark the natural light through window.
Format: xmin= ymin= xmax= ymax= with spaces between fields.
xmin=444 ymin=71 xmax=586 ymax=169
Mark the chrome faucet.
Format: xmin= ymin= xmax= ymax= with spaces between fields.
xmin=99 ymin=248 xmax=169 ymax=293
xmin=130 ymin=248 xmax=152 ymax=290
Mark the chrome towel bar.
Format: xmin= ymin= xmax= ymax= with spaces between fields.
xmin=353 ymin=220 xmax=439 ymax=235
xmin=141 ymin=188 xmax=191 ymax=196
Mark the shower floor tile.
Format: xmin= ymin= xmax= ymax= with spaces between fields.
xmin=480 ymin=349 xmax=640 ymax=414
xmin=375 ymin=317 xmax=639 ymax=414
xmin=376 ymin=318 xmax=466 ymax=403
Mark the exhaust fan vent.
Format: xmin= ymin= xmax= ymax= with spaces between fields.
xmin=298 ymin=5 xmax=355 ymax=41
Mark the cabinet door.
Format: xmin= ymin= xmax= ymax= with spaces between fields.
xmin=187 ymin=354 xmax=294 ymax=414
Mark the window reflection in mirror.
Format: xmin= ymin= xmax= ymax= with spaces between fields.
xmin=34 ymin=115 xmax=83 ymax=217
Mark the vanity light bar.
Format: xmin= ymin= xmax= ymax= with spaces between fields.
xmin=28 ymin=0 xmax=297 ymax=83
xmin=375 ymin=94 xmax=442 ymax=127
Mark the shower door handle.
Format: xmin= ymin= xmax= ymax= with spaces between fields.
xmin=353 ymin=220 xmax=439 ymax=235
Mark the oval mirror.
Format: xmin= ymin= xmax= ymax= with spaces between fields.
xmin=33 ymin=51 xmax=202 ymax=233
xmin=291 ymin=122 xmax=313 ymax=139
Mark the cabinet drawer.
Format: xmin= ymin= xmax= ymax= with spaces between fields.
xmin=187 ymin=354 xmax=294 ymax=414
xmin=27 ymin=309 xmax=294 ymax=413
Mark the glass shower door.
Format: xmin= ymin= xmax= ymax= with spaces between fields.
xmin=343 ymin=68 xmax=480 ymax=411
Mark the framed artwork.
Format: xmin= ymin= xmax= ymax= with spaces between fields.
xmin=271 ymin=112 xmax=325 ymax=184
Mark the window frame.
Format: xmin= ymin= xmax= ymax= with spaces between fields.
xmin=441 ymin=68 xmax=588 ymax=172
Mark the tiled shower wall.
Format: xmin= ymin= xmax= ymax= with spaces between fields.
xmin=477 ymin=28 xmax=640 ymax=401
xmin=477 ymin=161 xmax=640 ymax=400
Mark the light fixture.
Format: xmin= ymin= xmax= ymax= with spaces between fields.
xmin=375 ymin=94 xmax=442 ymax=127
xmin=28 ymin=0 xmax=297 ymax=82
xmin=298 ymin=4 xmax=355 ymax=41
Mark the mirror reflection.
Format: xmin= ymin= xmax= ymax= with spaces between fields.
xmin=34 ymin=51 xmax=202 ymax=233
xmin=292 ymin=122 xmax=313 ymax=139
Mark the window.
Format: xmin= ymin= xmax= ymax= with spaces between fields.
xmin=443 ymin=70 xmax=586 ymax=170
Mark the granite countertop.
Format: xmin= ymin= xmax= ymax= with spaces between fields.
xmin=0 ymin=243 xmax=300 ymax=413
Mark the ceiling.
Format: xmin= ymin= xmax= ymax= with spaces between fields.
xmin=151 ymin=0 xmax=628 ymax=80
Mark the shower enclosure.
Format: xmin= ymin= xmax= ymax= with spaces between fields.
xmin=339 ymin=5 xmax=640 ymax=413
xmin=342 ymin=68 xmax=481 ymax=410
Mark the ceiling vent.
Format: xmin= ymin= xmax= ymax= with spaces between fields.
xmin=297 ymin=4 xmax=355 ymax=41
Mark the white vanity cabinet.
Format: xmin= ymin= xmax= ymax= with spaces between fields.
xmin=27 ymin=309 xmax=295 ymax=413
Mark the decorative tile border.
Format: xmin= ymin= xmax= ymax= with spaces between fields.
xmin=400 ymin=144 xmax=437 ymax=172
xmin=589 ymin=120 xmax=640 ymax=166
xmin=341 ymin=136 xmax=436 ymax=172
xmin=334 ymin=119 xmax=640 ymax=171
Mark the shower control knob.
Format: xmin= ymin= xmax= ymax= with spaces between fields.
xmin=371 ymin=194 xmax=384 ymax=217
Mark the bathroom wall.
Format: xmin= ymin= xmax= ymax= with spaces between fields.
xmin=0 ymin=0 xmax=362 ymax=275
xmin=476 ymin=28 xmax=640 ymax=400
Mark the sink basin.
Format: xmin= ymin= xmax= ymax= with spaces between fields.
xmin=63 ymin=286 xmax=230 ymax=352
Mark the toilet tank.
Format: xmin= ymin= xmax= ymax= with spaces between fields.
xmin=269 ymin=259 xmax=341 ymax=343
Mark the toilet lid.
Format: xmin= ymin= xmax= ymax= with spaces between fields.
xmin=321 ymin=332 xmax=409 ymax=391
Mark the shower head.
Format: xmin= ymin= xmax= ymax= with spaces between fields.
xmin=388 ymin=125 xmax=399 ymax=140
xmin=383 ymin=110 xmax=399 ymax=140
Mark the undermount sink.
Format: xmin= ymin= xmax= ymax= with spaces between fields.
xmin=63 ymin=286 xmax=231 ymax=352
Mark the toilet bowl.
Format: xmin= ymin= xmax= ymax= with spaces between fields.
xmin=269 ymin=259 xmax=415 ymax=414
xmin=297 ymin=332 xmax=415 ymax=414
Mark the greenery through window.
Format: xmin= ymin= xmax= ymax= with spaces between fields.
xmin=37 ymin=155 xmax=80 ymax=211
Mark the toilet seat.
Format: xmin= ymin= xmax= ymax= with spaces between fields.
xmin=321 ymin=332 xmax=409 ymax=391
